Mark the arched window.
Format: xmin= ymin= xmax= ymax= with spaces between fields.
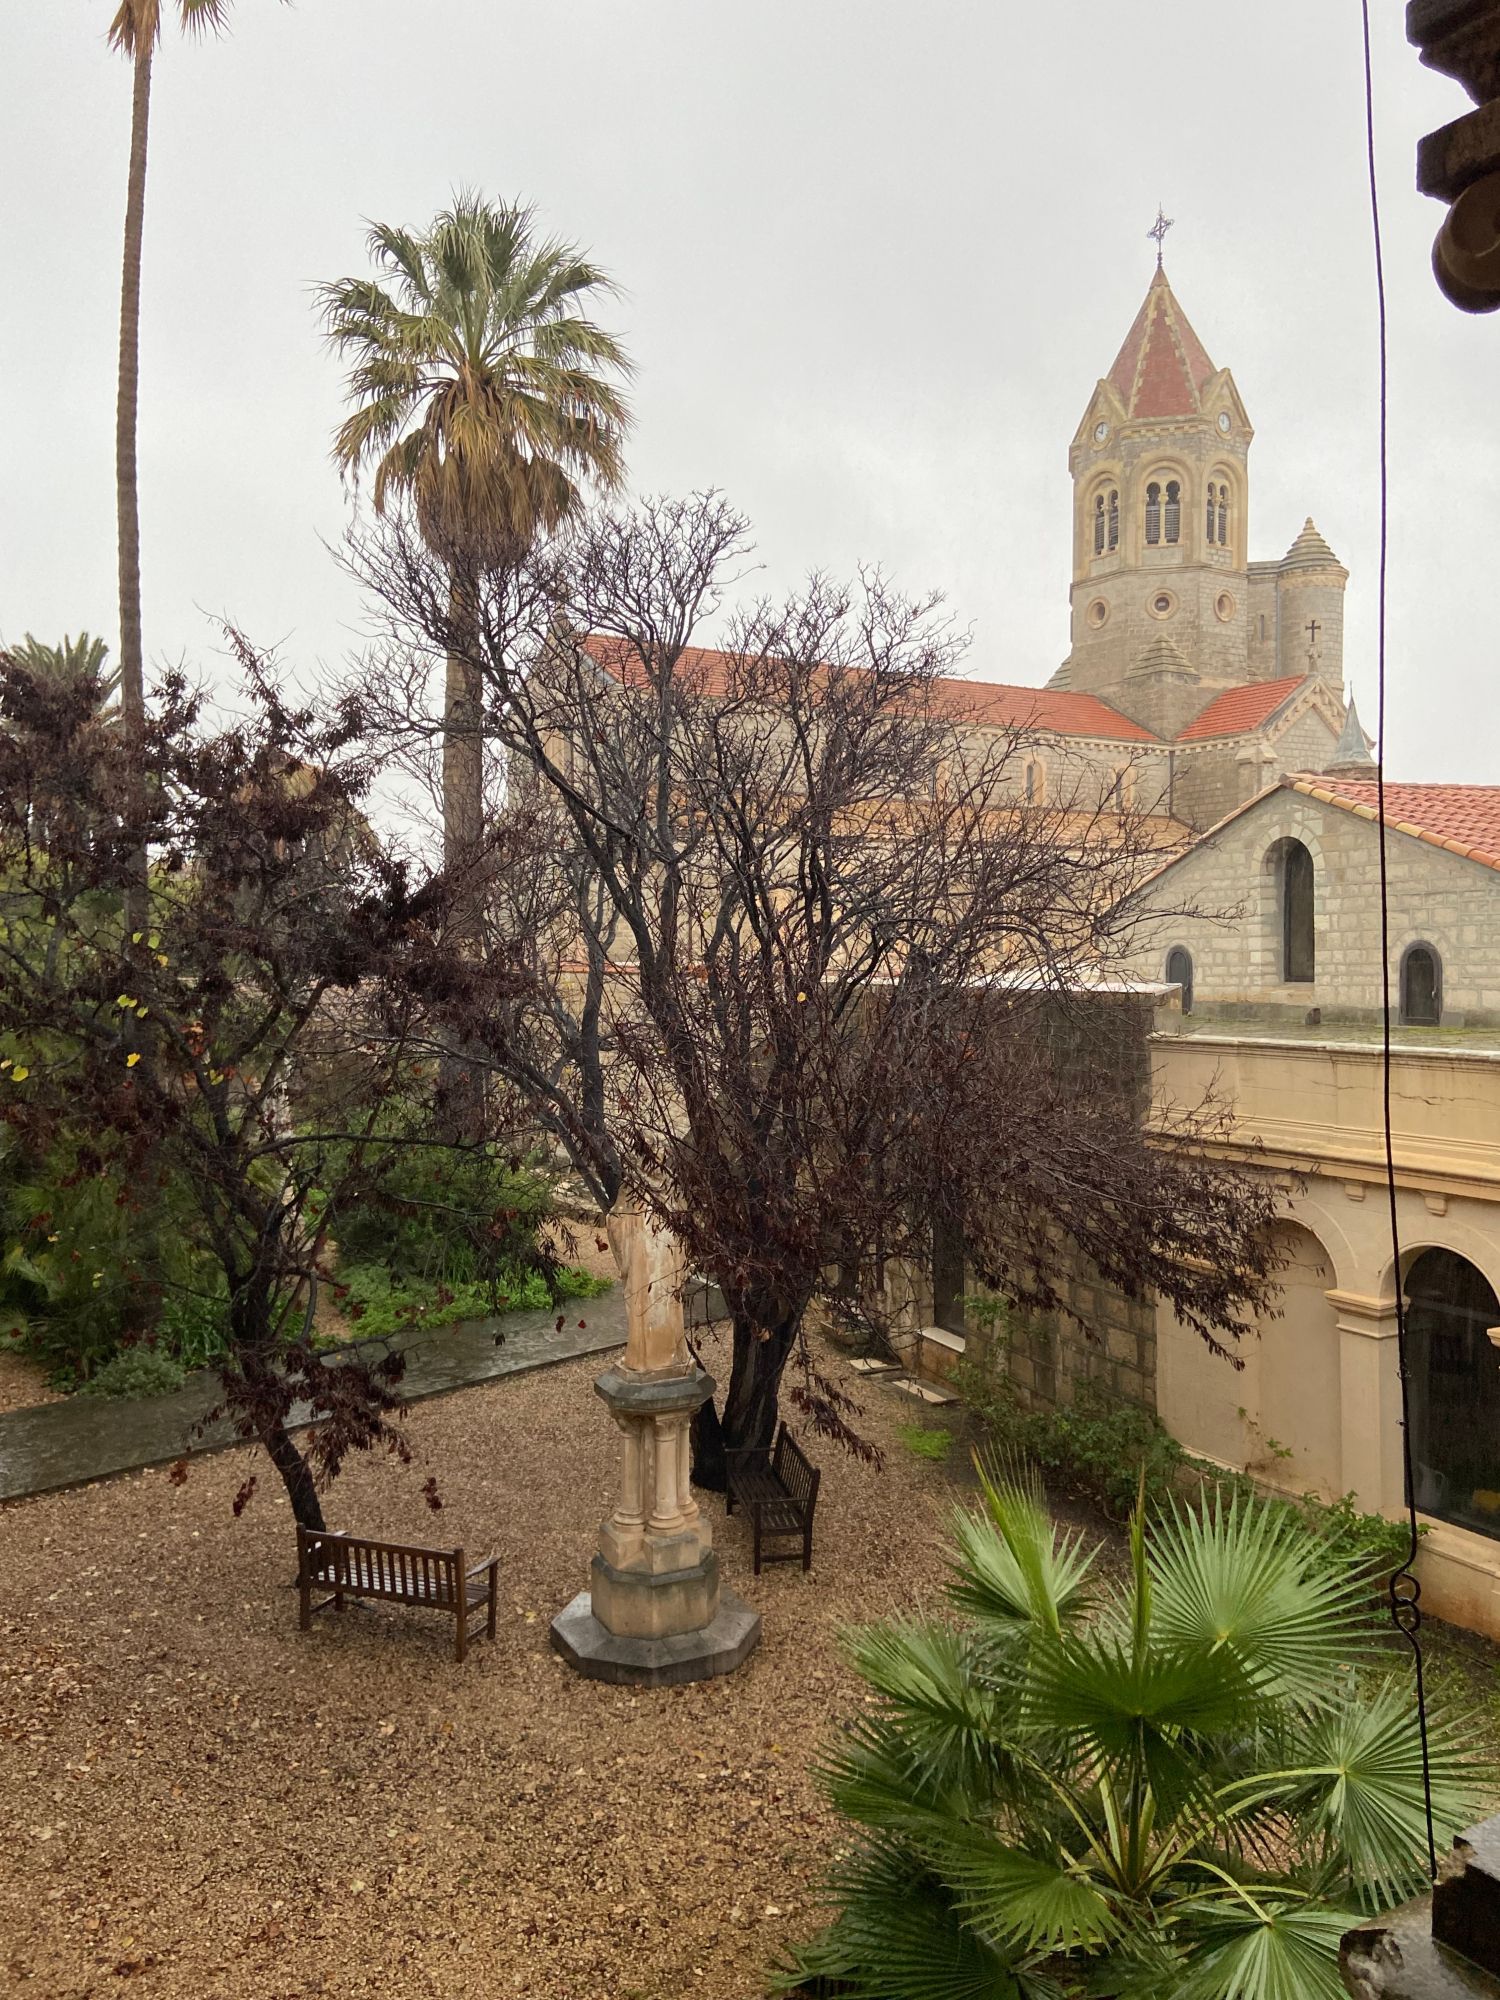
xmin=1145 ymin=482 xmax=1162 ymax=546
xmin=1400 ymin=943 xmax=1442 ymax=1026
xmin=1107 ymin=489 xmax=1119 ymax=550
xmin=1279 ymin=839 xmax=1315 ymax=983
xmin=1166 ymin=944 xmax=1194 ymax=1014
xmin=1218 ymin=486 xmax=1229 ymax=546
xmin=1206 ymin=483 xmax=1218 ymax=543
xmin=1405 ymin=1248 xmax=1500 ymax=1535
xmin=1024 ymin=759 xmax=1044 ymax=805
xmin=1093 ymin=493 xmax=1106 ymax=556
xmin=1164 ymin=479 xmax=1181 ymax=544
xmin=1258 ymin=613 xmax=1268 ymax=643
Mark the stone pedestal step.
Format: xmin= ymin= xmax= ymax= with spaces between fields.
xmin=848 ymin=1356 xmax=903 ymax=1376
xmin=889 ymin=1376 xmax=956 ymax=1406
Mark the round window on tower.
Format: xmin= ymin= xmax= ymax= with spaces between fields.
xmin=1215 ymin=592 xmax=1236 ymax=623
xmin=1087 ymin=598 xmax=1110 ymax=629
xmin=1148 ymin=590 xmax=1176 ymax=620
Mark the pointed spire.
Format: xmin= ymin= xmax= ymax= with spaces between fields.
xmin=1324 ymin=695 xmax=1378 ymax=778
xmin=1104 ymin=266 xmax=1219 ymax=420
xmin=1281 ymin=517 xmax=1348 ymax=576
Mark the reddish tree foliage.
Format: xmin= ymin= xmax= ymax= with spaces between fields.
xmin=0 ymin=643 xmax=528 ymax=1526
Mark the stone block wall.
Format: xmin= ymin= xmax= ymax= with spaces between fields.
xmin=1125 ymin=785 xmax=1500 ymax=1023
xmin=994 ymin=1250 xmax=1158 ymax=1415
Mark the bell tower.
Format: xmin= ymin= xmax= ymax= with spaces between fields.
xmin=1057 ymin=234 xmax=1255 ymax=738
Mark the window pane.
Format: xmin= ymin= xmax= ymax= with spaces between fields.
xmin=1283 ymin=843 xmax=1315 ymax=982
xmin=1407 ymin=1248 xmax=1500 ymax=1536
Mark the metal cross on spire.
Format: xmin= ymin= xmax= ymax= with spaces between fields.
xmin=1148 ymin=205 xmax=1175 ymax=266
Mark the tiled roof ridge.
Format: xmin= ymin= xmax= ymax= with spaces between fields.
xmin=1174 ymin=673 xmax=1311 ymax=743
xmin=1287 ymin=775 xmax=1500 ymax=876
xmin=580 ymin=633 xmax=1161 ymax=743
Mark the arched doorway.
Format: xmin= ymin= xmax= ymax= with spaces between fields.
xmin=1405 ymin=1247 xmax=1500 ymax=1534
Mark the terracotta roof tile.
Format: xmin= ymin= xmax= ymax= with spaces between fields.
xmin=1104 ymin=266 xmax=1219 ymax=421
xmin=580 ymin=635 xmax=1159 ymax=743
xmin=1176 ymin=674 xmax=1309 ymax=742
xmin=1288 ymin=779 xmax=1500 ymax=869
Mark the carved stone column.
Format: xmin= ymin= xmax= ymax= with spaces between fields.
xmin=550 ymin=1201 xmax=762 ymax=1686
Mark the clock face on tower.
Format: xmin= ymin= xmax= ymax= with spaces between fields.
xmin=1094 ymin=421 xmax=1110 ymax=444
xmin=1217 ymin=411 xmax=1232 ymax=434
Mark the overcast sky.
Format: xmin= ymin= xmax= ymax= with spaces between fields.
xmin=2 ymin=2 xmax=1494 ymax=782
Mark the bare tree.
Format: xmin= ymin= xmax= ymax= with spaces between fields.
xmin=353 ymin=495 xmax=1283 ymax=1486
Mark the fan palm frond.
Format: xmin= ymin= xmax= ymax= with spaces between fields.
xmin=1166 ymin=1889 xmax=1352 ymax=2000
xmin=1275 ymin=1676 xmax=1485 ymax=1910
xmin=1149 ymin=1490 xmax=1378 ymax=1704
xmin=949 ymin=1454 xmax=1096 ymax=1641
xmin=774 ymin=1838 xmax=1024 ymax=2000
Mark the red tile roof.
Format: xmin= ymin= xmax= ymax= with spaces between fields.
xmin=1105 ymin=266 xmax=1219 ymax=421
xmin=1176 ymin=674 xmax=1309 ymax=742
xmin=926 ymin=677 xmax=1158 ymax=742
xmin=1289 ymin=778 xmax=1500 ymax=871
xmin=579 ymin=635 xmax=1159 ymax=743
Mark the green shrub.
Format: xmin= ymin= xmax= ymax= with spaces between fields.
xmin=77 ymin=1347 xmax=187 ymax=1399
xmin=0 ymin=1129 xmax=216 ymax=1387
xmin=333 ymin=1259 xmax=609 ymax=1344
xmin=897 ymin=1424 xmax=952 ymax=1463
xmin=323 ymin=1140 xmax=557 ymax=1290
xmin=956 ymin=1329 xmax=1417 ymax=1579
xmin=955 ymin=1338 xmax=1183 ymax=1518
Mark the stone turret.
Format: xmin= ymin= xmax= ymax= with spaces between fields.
xmin=1275 ymin=518 xmax=1348 ymax=689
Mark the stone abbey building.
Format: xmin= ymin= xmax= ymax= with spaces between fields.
xmin=904 ymin=260 xmax=1500 ymax=1644
xmin=918 ymin=257 xmax=1371 ymax=831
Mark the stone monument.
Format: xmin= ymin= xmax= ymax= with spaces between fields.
xmin=550 ymin=1199 xmax=762 ymax=1685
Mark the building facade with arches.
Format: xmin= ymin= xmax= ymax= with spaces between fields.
xmin=1125 ymin=776 xmax=1500 ymax=1637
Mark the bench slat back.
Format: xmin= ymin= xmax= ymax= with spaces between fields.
xmin=771 ymin=1426 xmax=820 ymax=1508
xmin=300 ymin=1529 xmax=461 ymax=1606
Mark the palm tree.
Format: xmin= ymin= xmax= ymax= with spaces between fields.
xmin=11 ymin=633 xmax=120 ymax=710
xmin=783 ymin=1465 xmax=1477 ymax=2000
xmin=107 ymin=0 xmax=234 ymax=927
xmin=319 ymin=194 xmax=630 ymax=874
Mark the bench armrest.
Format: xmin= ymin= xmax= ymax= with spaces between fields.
xmin=465 ymin=1554 xmax=500 ymax=1578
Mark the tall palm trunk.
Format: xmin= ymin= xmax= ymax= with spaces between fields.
xmin=439 ymin=576 xmax=487 ymax=1137
xmin=441 ymin=573 xmax=485 ymax=882
xmin=116 ymin=42 xmax=152 ymax=936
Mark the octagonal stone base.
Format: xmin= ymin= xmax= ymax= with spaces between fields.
xmin=550 ymin=1586 xmax=762 ymax=1687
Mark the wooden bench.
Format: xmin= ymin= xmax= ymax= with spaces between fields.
xmin=725 ymin=1424 xmax=821 ymax=1574
xmin=296 ymin=1527 xmax=499 ymax=1662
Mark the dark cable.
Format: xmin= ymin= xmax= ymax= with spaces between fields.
xmin=1359 ymin=0 xmax=1438 ymax=1881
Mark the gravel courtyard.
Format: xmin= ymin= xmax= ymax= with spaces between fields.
xmin=0 ymin=1331 xmax=955 ymax=2000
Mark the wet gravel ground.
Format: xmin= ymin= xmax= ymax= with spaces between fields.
xmin=0 ymin=1328 xmax=958 ymax=2000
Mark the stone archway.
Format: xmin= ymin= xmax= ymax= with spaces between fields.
xmin=1155 ymin=1218 xmax=1341 ymax=1496
xmin=1255 ymin=1223 xmax=1341 ymax=1498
